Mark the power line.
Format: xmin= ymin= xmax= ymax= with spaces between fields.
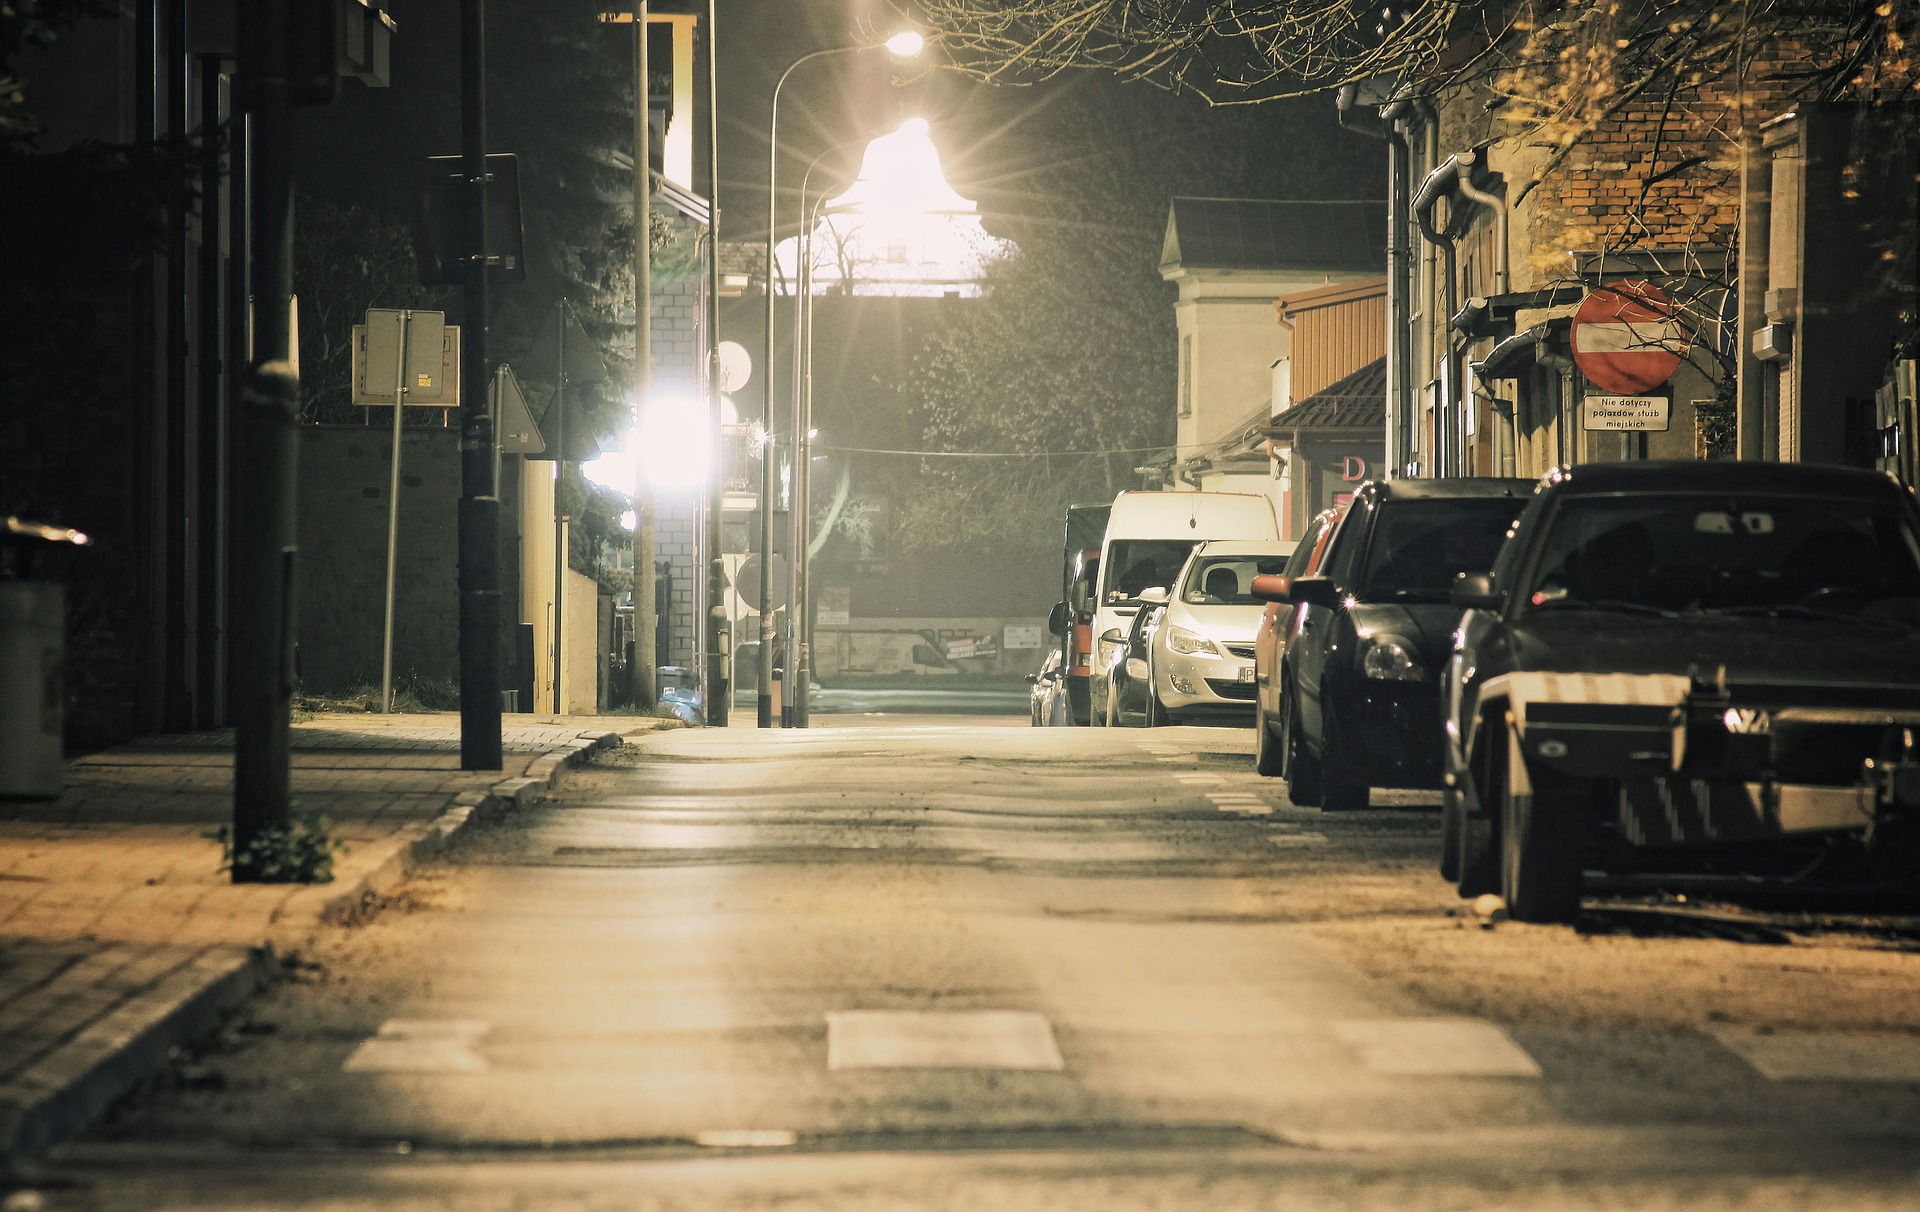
xmin=813 ymin=443 xmax=1172 ymax=459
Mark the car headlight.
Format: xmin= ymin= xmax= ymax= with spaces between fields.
xmin=1165 ymin=625 xmax=1222 ymax=658
xmin=1361 ymin=635 xmax=1425 ymax=681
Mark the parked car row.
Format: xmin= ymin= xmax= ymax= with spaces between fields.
xmin=1237 ymin=462 xmax=1920 ymax=924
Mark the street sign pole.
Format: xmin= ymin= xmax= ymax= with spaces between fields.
xmin=380 ymin=310 xmax=411 ymax=713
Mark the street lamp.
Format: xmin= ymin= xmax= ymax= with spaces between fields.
xmin=757 ymin=29 xmax=923 ymax=728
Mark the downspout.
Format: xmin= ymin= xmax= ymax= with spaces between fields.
xmin=1413 ymin=154 xmax=1467 ymax=476
xmin=1338 ymin=85 xmax=1408 ymax=479
xmin=1416 ymin=101 xmax=1439 ymax=474
xmin=1453 ymin=155 xmax=1516 ymax=477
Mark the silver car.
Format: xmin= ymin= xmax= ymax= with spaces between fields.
xmin=1149 ymin=540 xmax=1296 ymax=721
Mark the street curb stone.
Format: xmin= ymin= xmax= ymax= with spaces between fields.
xmin=1 ymin=727 xmax=622 ymax=1170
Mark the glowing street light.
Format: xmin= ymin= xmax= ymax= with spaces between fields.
xmin=756 ymin=29 xmax=924 ymax=728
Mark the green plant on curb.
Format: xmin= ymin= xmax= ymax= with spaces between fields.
xmin=203 ymin=816 xmax=347 ymax=883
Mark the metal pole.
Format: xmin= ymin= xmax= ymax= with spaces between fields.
xmin=230 ymin=0 xmax=298 ymax=878
xmin=553 ymin=301 xmax=565 ymax=713
xmin=457 ymin=0 xmax=503 ymax=769
xmin=632 ymin=1 xmax=658 ymax=710
xmin=794 ymin=208 xmax=816 ymax=727
xmin=380 ymin=311 xmax=410 ymax=713
xmin=701 ymin=0 xmax=729 ymax=725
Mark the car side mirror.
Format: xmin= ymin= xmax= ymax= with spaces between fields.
xmin=1100 ymin=628 xmax=1124 ymax=644
xmin=1250 ymin=573 xmax=1291 ymax=604
xmin=1025 ymin=673 xmax=1038 ymax=684
xmin=1136 ymin=586 xmax=1169 ymax=605
xmin=1451 ymin=572 xmax=1502 ymax=611
xmin=1047 ymin=601 xmax=1068 ymax=637
xmin=1288 ymin=576 xmax=1341 ymax=609
xmin=1125 ymin=656 xmax=1149 ymax=681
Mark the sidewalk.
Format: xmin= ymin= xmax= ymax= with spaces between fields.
xmin=0 ymin=711 xmax=658 ymax=1165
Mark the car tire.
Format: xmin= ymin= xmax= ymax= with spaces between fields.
xmin=1105 ymin=681 xmax=1122 ymax=727
xmin=1284 ymin=693 xmax=1323 ymax=807
xmin=1500 ymin=749 xmax=1584 ymax=924
xmin=1144 ymin=687 xmax=1165 ymax=728
xmin=1254 ymin=698 xmax=1285 ymax=777
xmin=1319 ymin=704 xmax=1369 ymax=812
xmin=1439 ymin=786 xmax=1462 ymax=882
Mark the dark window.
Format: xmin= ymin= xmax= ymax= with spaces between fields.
xmin=1525 ymin=494 xmax=1920 ymax=615
xmin=1356 ymin=499 xmax=1528 ymax=600
xmin=1105 ymin=540 xmax=1200 ymax=602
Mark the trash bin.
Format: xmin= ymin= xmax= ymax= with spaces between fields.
xmin=0 ymin=517 xmax=91 ymax=799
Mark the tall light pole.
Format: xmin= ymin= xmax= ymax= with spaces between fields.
xmin=784 ymin=136 xmax=867 ymax=728
xmin=701 ymin=0 xmax=728 ymax=725
xmin=630 ymin=0 xmax=656 ymax=711
xmin=757 ymin=29 xmax=922 ymax=728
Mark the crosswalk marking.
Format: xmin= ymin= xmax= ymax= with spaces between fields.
xmin=1333 ymin=1019 xmax=1542 ymax=1077
xmin=343 ymin=1019 xmax=490 ymax=1073
xmin=1711 ymin=1029 xmax=1920 ymax=1081
xmin=827 ymin=1010 xmax=1065 ymax=1071
xmin=1269 ymin=832 xmax=1329 ymax=845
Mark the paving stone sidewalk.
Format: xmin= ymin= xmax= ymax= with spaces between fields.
xmin=0 ymin=712 xmax=655 ymax=1165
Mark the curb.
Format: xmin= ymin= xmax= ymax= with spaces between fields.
xmin=1 ymin=728 xmax=622 ymax=1169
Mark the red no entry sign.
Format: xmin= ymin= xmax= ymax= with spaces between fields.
xmin=1571 ymin=280 xmax=1690 ymax=394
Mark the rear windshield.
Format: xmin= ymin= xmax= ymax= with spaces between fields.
xmin=1104 ymin=540 xmax=1199 ymax=602
xmin=1525 ymin=494 xmax=1920 ymax=615
xmin=1181 ymin=555 xmax=1293 ymax=605
xmin=1355 ymin=499 xmax=1527 ymax=601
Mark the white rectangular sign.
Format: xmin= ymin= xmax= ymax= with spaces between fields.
xmin=1004 ymin=625 xmax=1043 ymax=650
xmin=1583 ymin=395 xmax=1670 ymax=432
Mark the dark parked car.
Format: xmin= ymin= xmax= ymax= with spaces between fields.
xmin=1443 ymin=461 xmax=1920 ymax=923
xmin=1279 ymin=477 xmax=1535 ymax=810
xmin=1100 ymin=588 xmax=1167 ymax=727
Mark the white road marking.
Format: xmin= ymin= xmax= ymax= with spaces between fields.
xmin=1269 ymin=832 xmax=1329 ymax=845
xmin=1155 ymin=756 xmax=1188 ymax=762
xmin=826 ymin=1010 xmax=1065 ymax=1071
xmin=695 ymin=1130 xmax=799 ymax=1148
xmin=1333 ymin=1019 xmax=1542 ymax=1077
xmin=343 ymin=1020 xmax=490 ymax=1073
xmin=1173 ymin=774 xmax=1225 ymax=784
xmin=1711 ymin=1030 xmax=1920 ymax=1081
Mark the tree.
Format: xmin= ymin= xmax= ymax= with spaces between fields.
xmin=887 ymin=77 xmax=1380 ymax=559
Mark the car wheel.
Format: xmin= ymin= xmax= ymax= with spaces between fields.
xmin=1254 ymin=698 xmax=1285 ymax=777
xmin=1439 ymin=786 xmax=1461 ymax=882
xmin=1454 ymin=732 xmax=1501 ymax=897
xmin=1144 ymin=667 xmax=1166 ymax=727
xmin=1319 ymin=703 xmax=1369 ymax=812
xmin=1105 ymin=680 xmax=1121 ymax=727
xmin=1284 ymin=693 xmax=1323 ymax=807
xmin=1500 ymin=745 xmax=1584 ymax=924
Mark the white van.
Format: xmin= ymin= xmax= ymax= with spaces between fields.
xmin=1088 ymin=490 xmax=1279 ymax=725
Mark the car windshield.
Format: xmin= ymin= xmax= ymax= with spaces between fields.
xmin=1523 ymin=494 xmax=1920 ymax=616
xmin=1355 ymin=499 xmax=1528 ymax=600
xmin=1105 ymin=540 xmax=1199 ymax=602
xmin=1181 ymin=555 xmax=1292 ymax=605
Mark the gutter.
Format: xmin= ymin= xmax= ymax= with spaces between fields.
xmin=1338 ymin=84 xmax=1415 ymax=479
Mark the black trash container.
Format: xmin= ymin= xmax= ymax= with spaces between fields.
xmin=0 ymin=517 xmax=91 ymax=798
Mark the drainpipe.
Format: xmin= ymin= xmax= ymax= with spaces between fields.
xmin=1413 ymin=153 xmax=1467 ymax=476
xmin=1454 ymin=154 xmax=1517 ymax=477
xmin=1338 ymin=85 xmax=1410 ymax=479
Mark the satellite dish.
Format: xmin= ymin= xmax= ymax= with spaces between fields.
xmin=718 ymin=341 xmax=752 ymax=393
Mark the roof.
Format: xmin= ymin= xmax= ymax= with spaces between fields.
xmin=1160 ymin=198 xmax=1389 ymax=274
xmin=1267 ymin=358 xmax=1387 ymax=431
xmin=1363 ymin=476 xmax=1538 ymax=501
xmin=1549 ymin=460 xmax=1904 ymax=499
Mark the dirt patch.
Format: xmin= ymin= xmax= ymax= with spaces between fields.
xmin=1313 ymin=907 xmax=1920 ymax=1033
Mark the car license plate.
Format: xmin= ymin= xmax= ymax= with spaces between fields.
xmin=1237 ymin=666 xmax=1256 ymax=683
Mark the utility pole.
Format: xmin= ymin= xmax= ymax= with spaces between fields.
xmin=458 ymin=0 xmax=504 ymax=769
xmin=230 ymin=0 xmax=299 ymax=878
xmin=703 ymin=0 xmax=729 ymax=724
xmin=630 ymin=0 xmax=657 ymax=709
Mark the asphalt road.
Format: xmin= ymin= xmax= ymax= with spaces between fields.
xmin=35 ymin=717 xmax=1920 ymax=1210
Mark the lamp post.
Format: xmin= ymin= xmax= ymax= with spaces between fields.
xmin=756 ymin=30 xmax=922 ymax=728
xmin=782 ymin=136 xmax=867 ymax=728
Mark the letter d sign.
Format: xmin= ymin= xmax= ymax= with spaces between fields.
xmin=1341 ymin=456 xmax=1368 ymax=482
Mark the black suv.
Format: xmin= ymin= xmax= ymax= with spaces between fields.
xmin=1279 ymin=478 xmax=1535 ymax=810
xmin=1443 ymin=461 xmax=1920 ymax=922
